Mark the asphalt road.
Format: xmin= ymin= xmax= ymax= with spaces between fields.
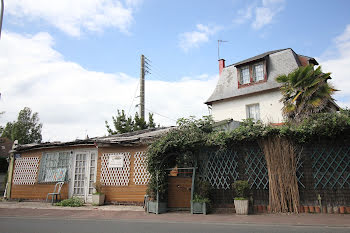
xmin=0 ymin=216 xmax=349 ymax=233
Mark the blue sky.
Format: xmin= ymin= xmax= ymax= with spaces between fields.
xmin=1 ymin=0 xmax=350 ymax=141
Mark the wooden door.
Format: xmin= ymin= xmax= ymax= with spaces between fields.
xmin=167 ymin=177 xmax=192 ymax=208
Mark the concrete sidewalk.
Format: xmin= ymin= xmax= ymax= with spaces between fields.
xmin=0 ymin=200 xmax=349 ymax=227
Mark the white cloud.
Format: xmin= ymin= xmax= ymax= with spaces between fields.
xmin=0 ymin=31 xmax=218 ymax=142
xmin=178 ymin=24 xmax=222 ymax=52
xmin=6 ymin=0 xmax=138 ymax=37
xmin=234 ymin=0 xmax=285 ymax=29
xmin=318 ymin=24 xmax=350 ymax=108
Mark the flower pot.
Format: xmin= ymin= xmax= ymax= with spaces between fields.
xmin=191 ymin=201 xmax=207 ymax=215
xmin=345 ymin=207 xmax=350 ymax=214
xmin=309 ymin=206 xmax=314 ymax=213
xmin=339 ymin=206 xmax=345 ymax=214
xmin=327 ymin=206 xmax=333 ymax=214
xmin=147 ymin=201 xmax=167 ymax=214
xmin=234 ymin=199 xmax=249 ymax=215
xmin=303 ymin=206 xmax=309 ymax=213
xmin=315 ymin=206 xmax=321 ymax=213
xmin=92 ymin=193 xmax=105 ymax=206
xmin=333 ymin=206 xmax=339 ymax=214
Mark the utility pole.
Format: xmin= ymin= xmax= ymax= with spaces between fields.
xmin=139 ymin=54 xmax=145 ymax=119
xmin=0 ymin=0 xmax=4 ymax=39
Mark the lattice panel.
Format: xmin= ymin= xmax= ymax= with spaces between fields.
xmin=244 ymin=147 xmax=269 ymax=189
xmin=201 ymin=149 xmax=239 ymax=190
xmin=13 ymin=157 xmax=40 ymax=185
xmin=100 ymin=153 xmax=131 ymax=186
xmin=296 ymin=156 xmax=305 ymax=188
xmin=133 ymin=151 xmax=150 ymax=185
xmin=311 ymin=146 xmax=350 ymax=189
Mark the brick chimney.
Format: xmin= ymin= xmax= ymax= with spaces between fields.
xmin=219 ymin=59 xmax=225 ymax=75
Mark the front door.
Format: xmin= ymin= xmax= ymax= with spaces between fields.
xmin=70 ymin=150 xmax=97 ymax=202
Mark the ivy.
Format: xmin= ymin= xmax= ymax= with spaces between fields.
xmin=146 ymin=111 xmax=350 ymax=199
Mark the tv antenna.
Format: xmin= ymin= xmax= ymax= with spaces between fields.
xmin=218 ymin=40 xmax=228 ymax=60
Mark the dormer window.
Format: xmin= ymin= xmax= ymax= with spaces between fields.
xmin=240 ymin=66 xmax=250 ymax=84
xmin=237 ymin=61 xmax=267 ymax=88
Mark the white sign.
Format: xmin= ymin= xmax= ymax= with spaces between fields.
xmin=108 ymin=153 xmax=124 ymax=168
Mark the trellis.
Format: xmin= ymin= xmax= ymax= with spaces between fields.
xmin=13 ymin=157 xmax=40 ymax=185
xmin=199 ymin=149 xmax=239 ymax=190
xmin=133 ymin=151 xmax=150 ymax=185
xmin=311 ymin=146 xmax=350 ymax=189
xmin=244 ymin=147 xmax=269 ymax=189
xmin=100 ymin=152 xmax=131 ymax=186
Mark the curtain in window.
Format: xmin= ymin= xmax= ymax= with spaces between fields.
xmin=38 ymin=152 xmax=71 ymax=183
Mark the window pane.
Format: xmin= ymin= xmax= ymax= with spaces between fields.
xmin=241 ymin=67 xmax=250 ymax=84
xmin=254 ymin=64 xmax=264 ymax=81
xmin=247 ymin=104 xmax=260 ymax=122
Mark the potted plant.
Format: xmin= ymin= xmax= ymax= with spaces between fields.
xmin=191 ymin=179 xmax=211 ymax=215
xmin=232 ymin=180 xmax=250 ymax=215
xmin=92 ymin=182 xmax=105 ymax=206
xmin=145 ymin=186 xmax=167 ymax=214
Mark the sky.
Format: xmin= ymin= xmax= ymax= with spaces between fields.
xmin=1 ymin=0 xmax=350 ymax=142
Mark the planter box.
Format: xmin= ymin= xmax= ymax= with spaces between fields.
xmin=147 ymin=201 xmax=167 ymax=214
xmin=234 ymin=199 xmax=249 ymax=215
xmin=191 ymin=201 xmax=207 ymax=215
xmin=92 ymin=193 xmax=105 ymax=206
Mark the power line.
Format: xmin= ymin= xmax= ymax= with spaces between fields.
xmin=145 ymin=107 xmax=177 ymax=123
xmin=127 ymin=79 xmax=140 ymax=117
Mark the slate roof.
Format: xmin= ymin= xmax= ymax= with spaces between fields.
xmin=14 ymin=127 xmax=174 ymax=152
xmin=233 ymin=48 xmax=289 ymax=67
xmin=205 ymin=48 xmax=303 ymax=104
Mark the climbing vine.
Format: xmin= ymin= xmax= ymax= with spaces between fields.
xmin=146 ymin=111 xmax=350 ymax=203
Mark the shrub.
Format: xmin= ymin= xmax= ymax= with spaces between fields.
xmin=56 ymin=197 xmax=84 ymax=207
xmin=232 ymin=180 xmax=250 ymax=199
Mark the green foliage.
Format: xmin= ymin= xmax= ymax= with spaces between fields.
xmin=146 ymin=112 xmax=350 ymax=200
xmin=105 ymin=109 xmax=157 ymax=134
xmin=276 ymin=65 xmax=336 ymax=122
xmin=55 ymin=197 xmax=84 ymax=207
xmin=146 ymin=116 xmax=214 ymax=200
xmin=195 ymin=179 xmax=211 ymax=199
xmin=1 ymin=107 xmax=42 ymax=144
xmin=232 ymin=180 xmax=250 ymax=199
xmin=193 ymin=194 xmax=210 ymax=203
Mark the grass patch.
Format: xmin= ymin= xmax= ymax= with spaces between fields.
xmin=55 ymin=197 xmax=84 ymax=207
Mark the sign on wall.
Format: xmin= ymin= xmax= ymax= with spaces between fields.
xmin=108 ymin=153 xmax=124 ymax=168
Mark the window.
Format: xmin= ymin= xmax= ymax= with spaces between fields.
xmin=246 ymin=104 xmax=260 ymax=122
xmin=240 ymin=66 xmax=250 ymax=84
xmin=253 ymin=63 xmax=264 ymax=81
xmin=38 ymin=152 xmax=71 ymax=183
xmin=238 ymin=61 xmax=266 ymax=87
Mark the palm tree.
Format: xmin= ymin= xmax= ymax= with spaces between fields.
xmin=276 ymin=65 xmax=337 ymax=123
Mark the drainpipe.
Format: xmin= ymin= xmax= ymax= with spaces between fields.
xmin=5 ymin=140 xmax=18 ymax=200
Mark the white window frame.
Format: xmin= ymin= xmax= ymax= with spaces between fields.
xmin=253 ymin=63 xmax=264 ymax=82
xmin=240 ymin=66 xmax=250 ymax=84
xmin=246 ymin=104 xmax=260 ymax=122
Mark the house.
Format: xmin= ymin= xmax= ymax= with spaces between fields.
xmin=7 ymin=127 xmax=172 ymax=204
xmin=205 ymin=48 xmax=339 ymax=124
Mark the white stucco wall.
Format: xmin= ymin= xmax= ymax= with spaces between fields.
xmin=211 ymin=89 xmax=284 ymax=123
